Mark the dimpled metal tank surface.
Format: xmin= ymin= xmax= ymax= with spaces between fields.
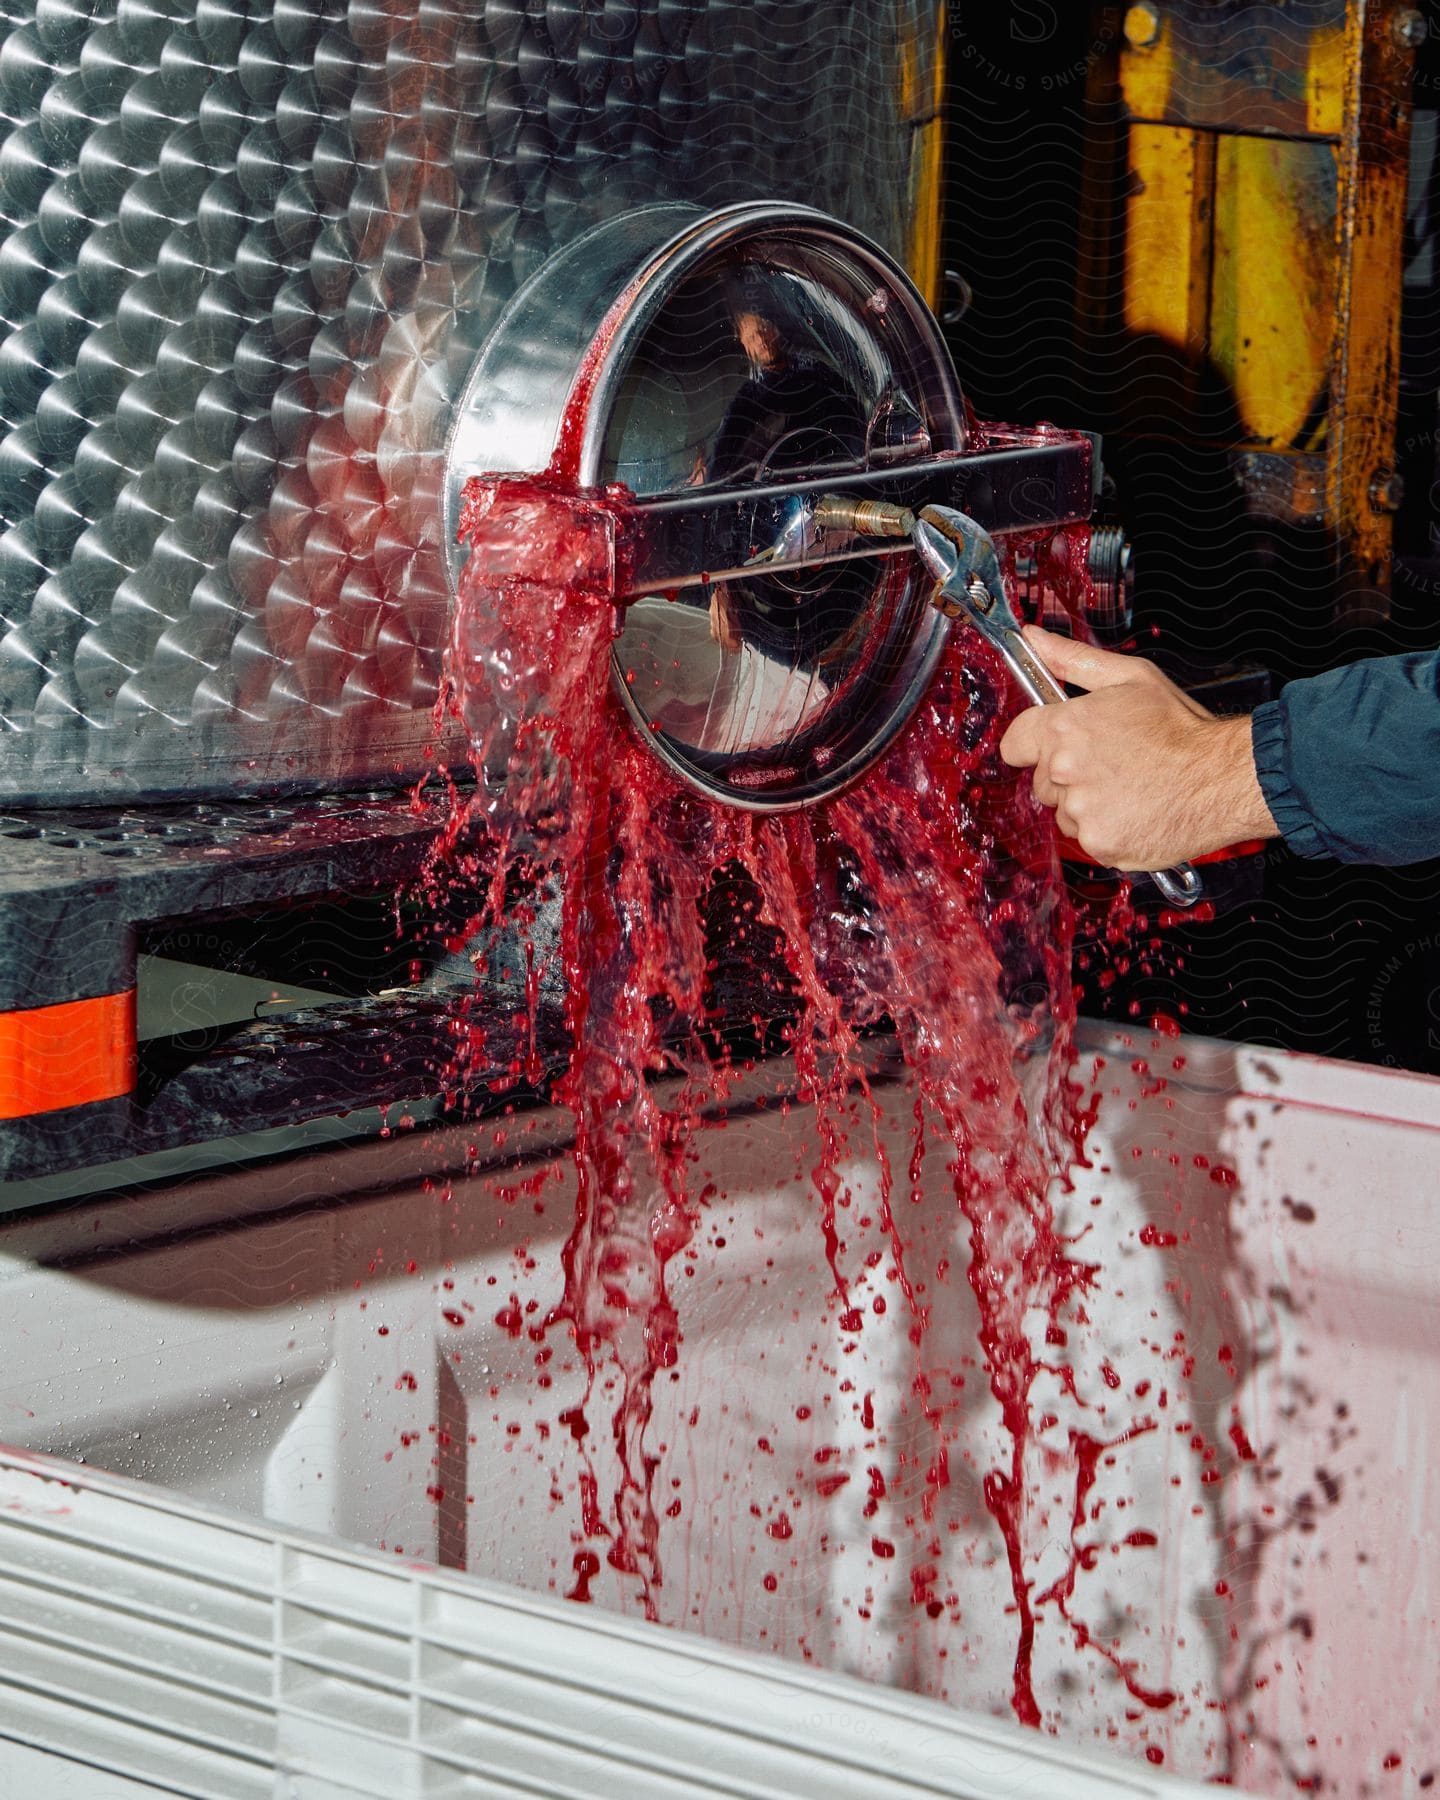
xmin=0 ymin=0 xmax=944 ymax=803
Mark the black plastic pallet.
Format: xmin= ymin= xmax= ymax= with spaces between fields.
xmin=0 ymin=790 xmax=557 ymax=1183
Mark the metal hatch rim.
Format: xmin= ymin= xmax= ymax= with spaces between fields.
xmin=567 ymin=198 xmax=971 ymax=486
xmin=578 ymin=202 xmax=967 ymax=811
xmin=443 ymin=200 xmax=969 ymax=813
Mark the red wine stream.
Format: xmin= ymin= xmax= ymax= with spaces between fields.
xmin=439 ymin=471 xmax=1142 ymax=1729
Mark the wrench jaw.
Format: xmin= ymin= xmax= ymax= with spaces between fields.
xmin=912 ymin=514 xmax=975 ymax=624
xmin=914 ymin=506 xmax=1014 ymax=631
xmin=912 ymin=510 xmax=964 ymax=589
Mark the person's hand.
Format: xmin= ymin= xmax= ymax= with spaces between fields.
xmin=997 ymin=625 xmax=1277 ymax=869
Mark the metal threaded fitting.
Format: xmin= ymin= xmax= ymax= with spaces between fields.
xmin=812 ymin=497 xmax=916 ymax=538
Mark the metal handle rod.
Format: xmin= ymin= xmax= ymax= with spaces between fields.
xmin=616 ymin=437 xmax=1097 ymax=596
xmin=999 ymin=629 xmax=1069 ymax=707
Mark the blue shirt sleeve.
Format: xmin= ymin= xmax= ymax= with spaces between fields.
xmin=1250 ymin=650 xmax=1440 ymax=866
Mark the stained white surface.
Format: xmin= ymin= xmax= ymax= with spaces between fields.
xmin=0 ymin=1025 xmax=1436 ymax=1796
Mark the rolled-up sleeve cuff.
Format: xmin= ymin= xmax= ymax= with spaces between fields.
xmin=1250 ymin=700 xmax=1335 ymax=860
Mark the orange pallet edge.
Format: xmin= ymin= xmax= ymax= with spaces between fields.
xmin=0 ymin=991 xmax=138 ymax=1122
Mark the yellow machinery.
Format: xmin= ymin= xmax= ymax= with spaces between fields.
xmin=1081 ymin=0 xmax=1425 ymax=614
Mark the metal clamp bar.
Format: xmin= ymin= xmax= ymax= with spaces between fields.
xmin=617 ymin=433 xmax=1096 ymax=597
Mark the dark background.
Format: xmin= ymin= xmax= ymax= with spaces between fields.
xmin=943 ymin=3 xmax=1440 ymax=1076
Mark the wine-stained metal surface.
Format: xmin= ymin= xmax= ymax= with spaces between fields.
xmin=451 ymin=200 xmax=975 ymax=810
xmin=0 ymin=0 xmax=944 ymax=804
xmin=449 ymin=201 xmax=1096 ymax=810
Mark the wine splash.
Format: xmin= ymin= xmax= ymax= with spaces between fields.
xmin=435 ymin=468 xmax=1161 ymax=1727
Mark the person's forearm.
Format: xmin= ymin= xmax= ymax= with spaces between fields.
xmin=1156 ymin=713 xmax=1276 ymax=864
xmin=1001 ymin=630 xmax=1440 ymax=871
xmin=1251 ymin=649 xmax=1440 ymax=865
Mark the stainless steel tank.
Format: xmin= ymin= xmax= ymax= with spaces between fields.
xmin=0 ymin=0 xmax=945 ymax=805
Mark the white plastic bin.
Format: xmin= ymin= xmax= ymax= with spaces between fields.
xmin=0 ymin=1022 xmax=1436 ymax=1798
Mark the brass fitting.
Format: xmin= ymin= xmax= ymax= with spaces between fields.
xmin=812 ymin=497 xmax=916 ymax=538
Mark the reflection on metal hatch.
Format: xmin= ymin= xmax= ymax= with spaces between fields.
xmin=600 ymin=220 xmax=959 ymax=808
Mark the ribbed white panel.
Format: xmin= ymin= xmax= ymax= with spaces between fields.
xmin=0 ymin=1449 xmax=1243 ymax=1800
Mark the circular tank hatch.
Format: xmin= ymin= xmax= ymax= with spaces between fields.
xmin=446 ymin=203 xmax=969 ymax=810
